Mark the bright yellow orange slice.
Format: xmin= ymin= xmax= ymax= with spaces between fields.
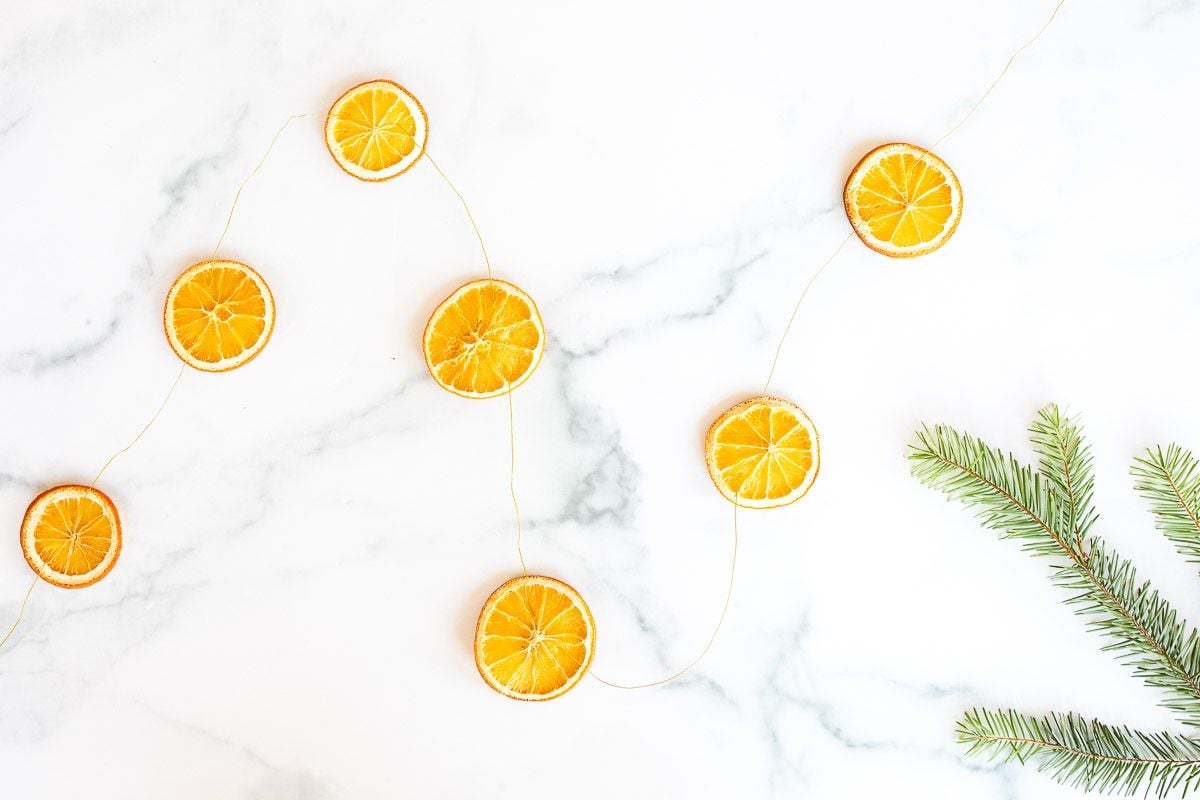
xmin=844 ymin=142 xmax=962 ymax=258
xmin=705 ymin=396 xmax=820 ymax=508
xmin=423 ymin=279 xmax=545 ymax=399
xmin=325 ymin=79 xmax=429 ymax=182
xmin=164 ymin=259 xmax=275 ymax=372
xmin=21 ymin=485 xmax=121 ymax=589
xmin=474 ymin=575 xmax=596 ymax=701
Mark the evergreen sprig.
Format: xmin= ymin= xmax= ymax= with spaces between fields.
xmin=910 ymin=405 xmax=1200 ymax=796
xmin=1133 ymin=445 xmax=1200 ymax=569
xmin=958 ymin=708 xmax=1200 ymax=796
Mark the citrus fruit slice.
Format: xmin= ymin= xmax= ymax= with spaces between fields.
xmin=705 ymin=396 xmax=820 ymax=508
xmin=324 ymin=79 xmax=429 ymax=182
xmin=21 ymin=485 xmax=122 ymax=589
xmin=423 ymin=278 xmax=545 ymax=399
xmin=844 ymin=142 xmax=963 ymax=258
xmin=164 ymin=259 xmax=275 ymax=372
xmin=474 ymin=575 xmax=596 ymax=701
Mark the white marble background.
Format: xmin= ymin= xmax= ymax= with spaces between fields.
xmin=1 ymin=0 xmax=1198 ymax=797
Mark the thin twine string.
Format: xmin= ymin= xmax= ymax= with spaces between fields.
xmin=590 ymin=499 xmax=739 ymax=689
xmin=2 ymin=111 xmax=318 ymax=656
xmin=0 ymin=578 xmax=37 ymax=652
xmin=508 ymin=393 xmax=528 ymax=575
xmin=210 ymin=112 xmax=325 ymax=264
xmin=761 ymin=0 xmax=1070 ymax=395
xmin=424 ymin=151 xmax=493 ymax=280
xmin=423 ymin=151 xmax=520 ymax=571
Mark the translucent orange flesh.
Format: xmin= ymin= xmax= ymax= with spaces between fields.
xmin=712 ymin=404 xmax=815 ymax=502
xmin=854 ymin=152 xmax=954 ymax=248
xmin=32 ymin=495 xmax=115 ymax=577
xmin=479 ymin=581 xmax=590 ymax=697
xmin=426 ymin=283 xmax=541 ymax=396
xmin=331 ymin=87 xmax=417 ymax=172
xmin=171 ymin=265 xmax=268 ymax=365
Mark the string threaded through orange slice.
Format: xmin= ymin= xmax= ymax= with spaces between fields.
xmin=21 ymin=485 xmax=122 ymax=589
xmin=474 ymin=575 xmax=596 ymax=701
xmin=423 ymin=278 xmax=545 ymax=399
xmin=325 ymin=79 xmax=429 ymax=182
xmin=705 ymin=396 xmax=820 ymax=509
xmin=844 ymin=142 xmax=963 ymax=258
xmin=164 ymin=259 xmax=275 ymax=372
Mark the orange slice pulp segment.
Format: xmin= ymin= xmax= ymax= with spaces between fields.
xmin=474 ymin=575 xmax=596 ymax=701
xmin=325 ymin=79 xmax=429 ymax=181
xmin=423 ymin=278 xmax=545 ymax=399
xmin=164 ymin=259 xmax=275 ymax=372
xmin=21 ymin=485 xmax=122 ymax=588
xmin=705 ymin=396 xmax=820 ymax=508
xmin=844 ymin=142 xmax=962 ymax=258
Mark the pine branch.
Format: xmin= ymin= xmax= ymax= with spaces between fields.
xmin=909 ymin=422 xmax=1071 ymax=559
xmin=1134 ymin=445 xmax=1200 ymax=568
xmin=910 ymin=422 xmax=1200 ymax=728
xmin=1030 ymin=404 xmax=1097 ymax=549
xmin=958 ymin=708 xmax=1200 ymax=797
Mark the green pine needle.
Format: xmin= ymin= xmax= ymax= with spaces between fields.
xmin=910 ymin=404 xmax=1200 ymax=796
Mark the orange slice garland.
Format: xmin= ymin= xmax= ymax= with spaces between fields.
xmin=474 ymin=575 xmax=596 ymax=701
xmin=21 ymin=485 xmax=122 ymax=589
xmin=705 ymin=396 xmax=820 ymax=508
xmin=423 ymin=278 xmax=545 ymax=399
xmin=844 ymin=142 xmax=963 ymax=258
xmin=164 ymin=259 xmax=275 ymax=372
xmin=325 ymin=79 xmax=429 ymax=182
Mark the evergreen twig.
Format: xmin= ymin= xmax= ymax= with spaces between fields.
xmin=958 ymin=709 xmax=1200 ymax=797
xmin=1133 ymin=445 xmax=1200 ymax=569
xmin=909 ymin=404 xmax=1200 ymax=795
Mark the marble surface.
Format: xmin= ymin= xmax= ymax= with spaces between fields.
xmin=2 ymin=0 xmax=1199 ymax=797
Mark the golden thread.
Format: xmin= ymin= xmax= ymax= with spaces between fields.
xmin=90 ymin=365 xmax=186 ymax=488
xmin=930 ymin=0 xmax=1071 ymax=151
xmin=508 ymin=393 xmax=529 ymax=575
xmin=424 ymin=152 xmax=493 ymax=280
xmin=0 ymin=578 xmax=38 ymax=653
xmin=590 ymin=500 xmax=739 ymax=689
xmin=762 ymin=231 xmax=855 ymax=394
xmin=210 ymin=112 xmax=324 ymax=264
xmin=763 ymin=0 xmax=1070 ymax=393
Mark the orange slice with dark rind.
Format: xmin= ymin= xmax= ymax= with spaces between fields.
xmin=164 ymin=259 xmax=275 ymax=372
xmin=844 ymin=142 xmax=962 ymax=258
xmin=423 ymin=278 xmax=545 ymax=399
xmin=705 ymin=396 xmax=820 ymax=508
xmin=325 ymin=79 xmax=429 ymax=182
xmin=474 ymin=575 xmax=596 ymax=701
xmin=21 ymin=485 xmax=122 ymax=588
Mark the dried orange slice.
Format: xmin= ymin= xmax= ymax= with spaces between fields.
xmin=705 ymin=396 xmax=820 ymax=508
xmin=325 ymin=79 xmax=429 ymax=182
xmin=164 ymin=259 xmax=275 ymax=372
xmin=844 ymin=142 xmax=962 ymax=258
xmin=423 ymin=278 xmax=545 ymax=399
xmin=474 ymin=575 xmax=596 ymax=701
xmin=21 ymin=485 xmax=121 ymax=589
